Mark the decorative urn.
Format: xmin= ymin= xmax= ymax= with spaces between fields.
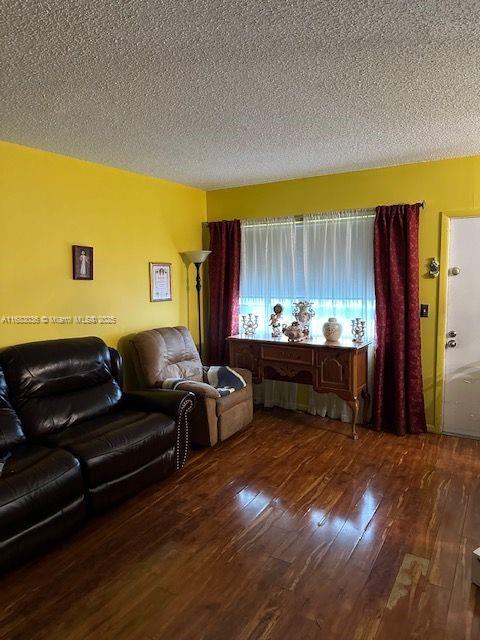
xmin=282 ymin=321 xmax=309 ymax=342
xmin=293 ymin=300 xmax=315 ymax=332
xmin=322 ymin=317 xmax=342 ymax=342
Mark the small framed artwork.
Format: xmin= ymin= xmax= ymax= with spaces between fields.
xmin=72 ymin=245 xmax=94 ymax=280
xmin=149 ymin=262 xmax=172 ymax=302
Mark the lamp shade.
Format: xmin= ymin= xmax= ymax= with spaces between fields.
xmin=180 ymin=250 xmax=211 ymax=264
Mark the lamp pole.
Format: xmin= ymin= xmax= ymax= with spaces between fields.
xmin=194 ymin=262 xmax=203 ymax=356
xmin=180 ymin=250 xmax=211 ymax=358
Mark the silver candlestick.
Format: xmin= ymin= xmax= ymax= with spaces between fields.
xmin=242 ymin=313 xmax=259 ymax=336
xmin=351 ymin=318 xmax=366 ymax=343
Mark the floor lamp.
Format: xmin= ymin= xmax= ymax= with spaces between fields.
xmin=180 ymin=250 xmax=211 ymax=357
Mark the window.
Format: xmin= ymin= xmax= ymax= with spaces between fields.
xmin=239 ymin=211 xmax=375 ymax=341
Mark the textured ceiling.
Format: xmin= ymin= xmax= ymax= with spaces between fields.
xmin=1 ymin=0 xmax=480 ymax=189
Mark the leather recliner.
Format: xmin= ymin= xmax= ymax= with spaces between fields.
xmin=129 ymin=327 xmax=253 ymax=447
xmin=0 ymin=364 xmax=86 ymax=571
xmin=0 ymin=337 xmax=195 ymax=513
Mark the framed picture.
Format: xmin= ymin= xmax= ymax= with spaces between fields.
xmin=72 ymin=245 xmax=94 ymax=280
xmin=149 ymin=262 xmax=172 ymax=302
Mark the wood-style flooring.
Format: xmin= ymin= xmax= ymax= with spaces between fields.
xmin=1 ymin=409 xmax=480 ymax=640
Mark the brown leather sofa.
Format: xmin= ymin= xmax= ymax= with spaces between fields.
xmin=0 ymin=336 xmax=194 ymax=570
xmin=0 ymin=363 xmax=86 ymax=571
xmin=129 ymin=327 xmax=253 ymax=447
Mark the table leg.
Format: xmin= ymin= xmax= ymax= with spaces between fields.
xmin=361 ymin=387 xmax=371 ymax=425
xmin=347 ymin=398 xmax=359 ymax=440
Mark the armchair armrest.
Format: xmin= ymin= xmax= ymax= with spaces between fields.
xmin=173 ymin=380 xmax=221 ymax=399
xmin=231 ymin=367 xmax=252 ymax=386
xmin=122 ymin=390 xmax=196 ymax=470
xmin=202 ymin=366 xmax=252 ymax=388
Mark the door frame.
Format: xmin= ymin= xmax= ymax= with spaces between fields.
xmin=434 ymin=209 xmax=480 ymax=433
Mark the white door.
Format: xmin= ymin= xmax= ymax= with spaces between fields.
xmin=443 ymin=217 xmax=480 ymax=438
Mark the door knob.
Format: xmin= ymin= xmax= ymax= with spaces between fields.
xmin=447 ymin=339 xmax=457 ymax=348
xmin=448 ymin=330 xmax=457 ymax=338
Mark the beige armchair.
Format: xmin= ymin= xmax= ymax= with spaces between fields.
xmin=129 ymin=327 xmax=253 ymax=447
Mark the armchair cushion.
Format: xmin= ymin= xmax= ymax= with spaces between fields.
xmin=130 ymin=327 xmax=203 ymax=388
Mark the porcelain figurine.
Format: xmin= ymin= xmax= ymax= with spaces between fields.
xmin=322 ymin=317 xmax=342 ymax=342
xmin=269 ymin=303 xmax=283 ymax=338
xmin=282 ymin=321 xmax=309 ymax=342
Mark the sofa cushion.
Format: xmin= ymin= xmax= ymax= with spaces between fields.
xmin=0 ymin=337 xmax=122 ymax=437
xmin=130 ymin=327 xmax=203 ymax=387
xmin=0 ymin=445 xmax=84 ymax=541
xmin=0 ymin=366 xmax=25 ymax=454
xmin=44 ymin=410 xmax=176 ymax=488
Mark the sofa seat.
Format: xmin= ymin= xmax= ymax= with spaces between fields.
xmin=0 ymin=445 xmax=85 ymax=569
xmin=44 ymin=409 xmax=177 ymax=511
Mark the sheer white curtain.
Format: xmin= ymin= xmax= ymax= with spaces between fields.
xmin=239 ymin=210 xmax=375 ymax=420
xmin=303 ymin=210 xmax=375 ymax=421
xmin=240 ymin=217 xmax=299 ymax=409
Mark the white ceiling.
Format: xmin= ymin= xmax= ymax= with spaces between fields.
xmin=2 ymin=1 xmax=480 ymax=190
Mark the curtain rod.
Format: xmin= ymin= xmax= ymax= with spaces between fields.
xmin=202 ymin=201 xmax=426 ymax=227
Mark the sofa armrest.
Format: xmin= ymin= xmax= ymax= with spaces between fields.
xmin=123 ymin=389 xmax=195 ymax=419
xmin=123 ymin=390 xmax=196 ymax=470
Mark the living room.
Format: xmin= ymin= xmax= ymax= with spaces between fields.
xmin=1 ymin=2 xmax=480 ymax=638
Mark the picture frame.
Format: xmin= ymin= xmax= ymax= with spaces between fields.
xmin=72 ymin=245 xmax=94 ymax=280
xmin=149 ymin=262 xmax=172 ymax=302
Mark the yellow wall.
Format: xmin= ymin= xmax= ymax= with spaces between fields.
xmin=207 ymin=156 xmax=480 ymax=429
xmin=0 ymin=141 xmax=207 ymax=348
xmin=4 ymin=139 xmax=480 ymax=428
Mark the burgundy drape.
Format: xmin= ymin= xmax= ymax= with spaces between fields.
xmin=207 ymin=219 xmax=241 ymax=364
xmin=373 ymin=203 xmax=427 ymax=435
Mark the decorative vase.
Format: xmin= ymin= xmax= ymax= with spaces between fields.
xmin=322 ymin=317 xmax=342 ymax=342
xmin=293 ymin=300 xmax=315 ymax=332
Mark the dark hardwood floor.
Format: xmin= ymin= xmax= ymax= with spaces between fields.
xmin=2 ymin=409 xmax=480 ymax=640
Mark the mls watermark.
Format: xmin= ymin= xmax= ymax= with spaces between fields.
xmin=0 ymin=315 xmax=117 ymax=325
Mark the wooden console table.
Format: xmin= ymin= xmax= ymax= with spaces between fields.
xmin=228 ymin=334 xmax=370 ymax=439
